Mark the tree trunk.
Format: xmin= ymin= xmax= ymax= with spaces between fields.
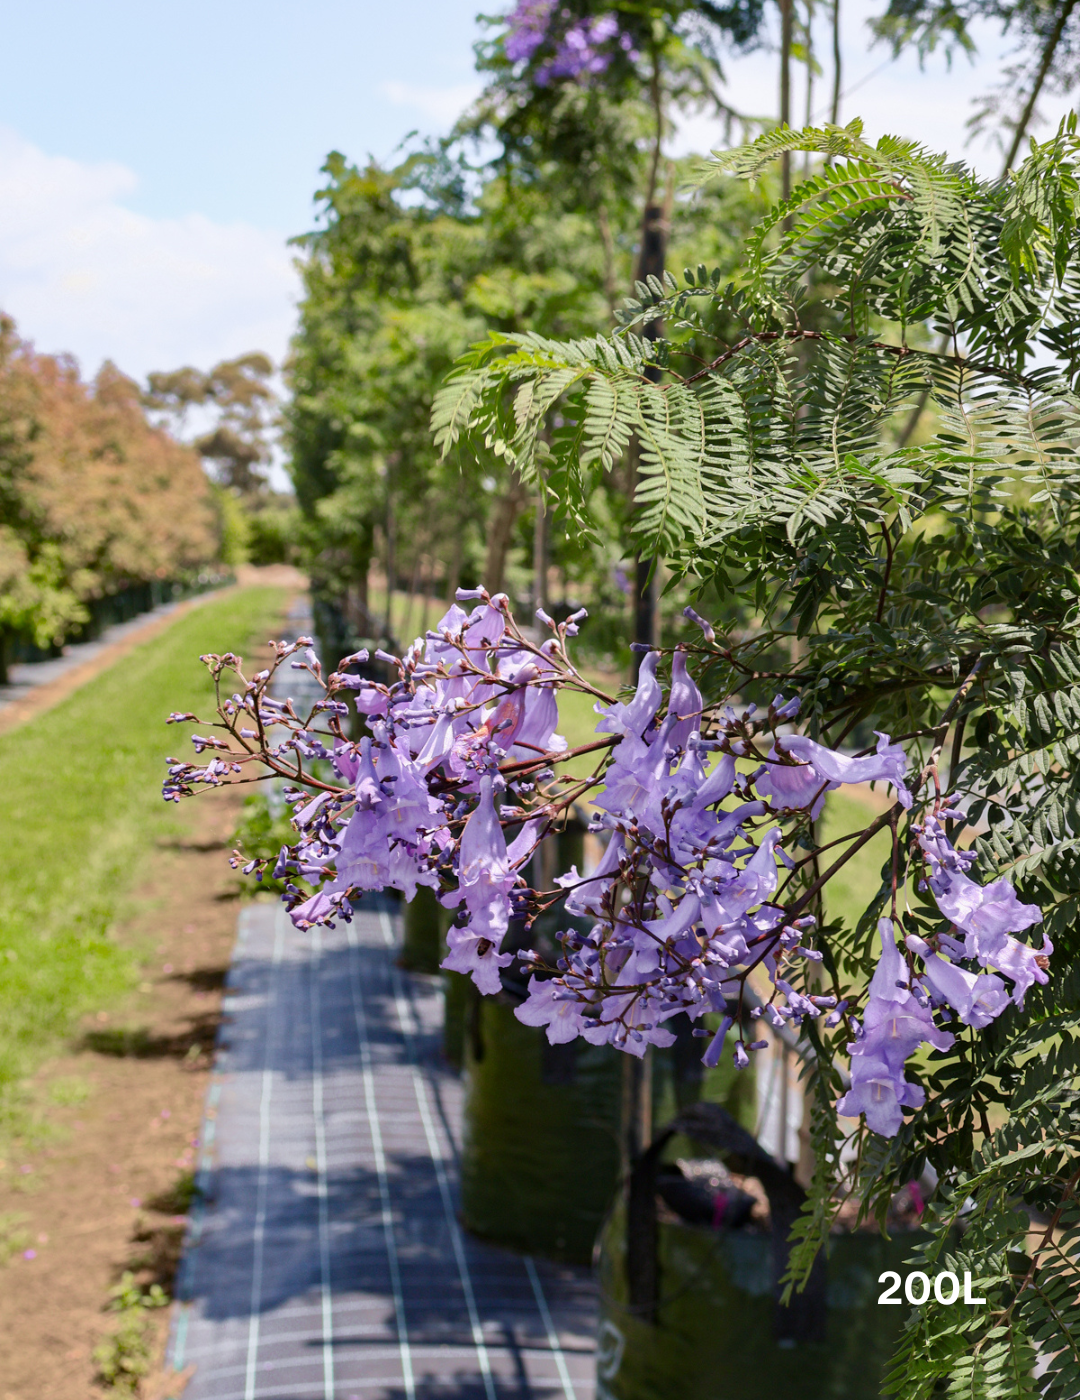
xmin=780 ymin=0 xmax=794 ymax=198
xmin=532 ymin=494 xmax=549 ymax=616
xmin=483 ymin=479 xmax=527 ymax=595
xmin=1003 ymin=0 xmax=1078 ymax=170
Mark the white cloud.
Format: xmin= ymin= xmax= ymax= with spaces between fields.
xmin=381 ymin=80 xmax=483 ymax=128
xmin=0 ymin=128 xmax=299 ymax=381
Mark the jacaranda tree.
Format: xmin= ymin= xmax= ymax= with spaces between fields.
xmin=427 ymin=117 xmax=1080 ymax=1394
xmin=169 ymin=118 xmax=1080 ymax=1395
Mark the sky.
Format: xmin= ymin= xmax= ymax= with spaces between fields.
xmin=0 ymin=0 xmax=1073 ymax=388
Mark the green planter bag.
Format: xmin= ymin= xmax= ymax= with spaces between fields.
xmin=401 ymin=885 xmax=445 ymax=974
xmin=597 ymin=1101 xmax=930 ymax=1400
xmin=460 ymin=990 xmax=622 ymax=1264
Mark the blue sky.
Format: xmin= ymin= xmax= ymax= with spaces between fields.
xmin=0 ymin=1 xmax=1063 ymax=384
xmin=1 ymin=0 xmax=485 ymax=232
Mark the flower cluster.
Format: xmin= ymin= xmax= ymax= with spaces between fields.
xmin=503 ymin=1 xmax=637 ymax=81
xmin=835 ymin=813 xmax=1051 ymax=1136
xmin=165 ymin=590 xmax=1049 ymax=1139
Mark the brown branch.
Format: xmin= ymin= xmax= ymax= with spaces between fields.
xmin=676 ymin=328 xmax=1042 ymax=392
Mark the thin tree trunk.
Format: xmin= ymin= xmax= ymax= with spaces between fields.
xmin=1003 ymin=0 xmax=1078 ymax=170
xmin=804 ymin=0 xmax=814 ymax=175
xmin=420 ymin=547 xmax=434 ymax=635
xmin=400 ymin=548 xmax=422 ymax=645
xmin=899 ymin=1 xmax=1076 ymax=450
xmin=597 ymin=203 xmax=620 ymax=321
xmin=830 ymin=0 xmax=841 ymax=124
xmin=532 ymin=494 xmax=549 ymax=616
xmin=628 ymin=52 xmax=670 ymax=662
xmin=780 ymin=0 xmax=794 ymax=198
xmin=384 ymin=482 xmax=395 ymax=641
xmin=483 ymin=479 xmax=527 ymax=595
xmin=447 ymin=524 xmax=464 ymax=604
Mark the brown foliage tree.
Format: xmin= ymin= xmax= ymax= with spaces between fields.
xmin=0 ymin=314 xmax=220 ymax=674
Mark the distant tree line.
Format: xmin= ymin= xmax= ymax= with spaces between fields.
xmin=0 ymin=314 xmax=221 ymax=682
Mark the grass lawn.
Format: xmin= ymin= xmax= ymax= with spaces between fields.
xmin=0 ymin=584 xmax=288 ymax=1127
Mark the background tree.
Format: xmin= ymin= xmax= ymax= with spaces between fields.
xmin=285 ymin=144 xmax=645 ymax=658
xmin=871 ymin=0 xmax=1080 ymax=165
xmin=146 ymin=352 xmax=276 ymax=493
xmin=145 ymin=352 xmax=300 ymax=566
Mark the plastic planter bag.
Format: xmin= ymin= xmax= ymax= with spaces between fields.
xmin=401 ymin=885 xmax=445 ymax=974
xmin=460 ymin=986 xmax=623 ymax=1264
xmin=596 ymin=1102 xmax=927 ymax=1400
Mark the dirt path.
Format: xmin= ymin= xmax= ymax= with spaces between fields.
xmin=0 ymin=784 xmax=250 ymax=1399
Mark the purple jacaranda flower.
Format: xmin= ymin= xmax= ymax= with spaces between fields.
xmin=579 ymin=976 xmax=678 ymax=1056
xmin=478 ymin=660 xmax=567 ymax=761
xmin=989 ymin=930 xmax=1053 ymax=1005
xmin=354 ymin=738 xmax=384 ymax=810
xmin=666 ymin=652 xmax=703 ymax=751
xmin=332 ymin=741 xmax=361 ymax=785
xmin=289 ymin=889 xmax=338 ymax=930
xmin=515 ymin=974 xmax=593 ymax=1043
xmin=559 ymin=831 xmax=625 ymax=918
xmin=504 ymin=0 xmax=553 ymax=62
xmin=756 ymin=755 xmax=829 ymax=817
xmin=771 ymin=694 xmax=801 ymax=720
xmin=542 ymin=13 xmax=623 ymax=79
xmin=837 ymin=920 xmax=953 ymax=1136
xmin=333 ymin=740 xmax=438 ymax=901
xmin=836 ymin=1051 xmax=928 ymax=1137
xmin=905 ymin=934 xmax=1010 ymax=1027
xmin=352 ymin=683 xmax=390 ymax=717
xmin=594 ymin=729 xmax=667 ymax=818
xmin=707 ymin=827 xmax=783 ymax=923
xmin=631 ymin=893 xmax=702 ymax=980
xmin=464 ymin=598 xmax=508 ymax=651
xmin=595 ymin=650 xmax=661 ymax=739
xmin=683 ymin=606 xmax=716 ymax=643
xmin=701 ymin=1015 xmax=734 ymax=1068
xmin=932 ymin=869 xmax=1042 ymax=959
xmin=440 ymin=777 xmax=518 ymax=993
xmin=759 ymin=731 xmax=912 ymax=818
xmin=914 ymin=814 xmax=1048 ymax=1003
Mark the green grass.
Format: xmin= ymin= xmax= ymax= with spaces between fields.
xmin=0 ymin=585 xmax=287 ymax=1127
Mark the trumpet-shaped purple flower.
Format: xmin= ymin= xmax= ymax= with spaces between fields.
xmin=666 ymin=651 xmax=703 ymax=751
xmin=515 ymin=974 xmax=593 ymax=1043
xmin=595 ymin=650 xmax=661 ymax=739
xmin=905 ymin=935 xmax=1010 ymax=1028
xmin=916 ymin=813 xmax=1049 ymax=1004
xmin=837 ymin=920 xmax=953 ymax=1136
xmin=440 ymin=777 xmax=519 ymax=994
xmin=759 ymin=732 xmax=912 ymax=818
